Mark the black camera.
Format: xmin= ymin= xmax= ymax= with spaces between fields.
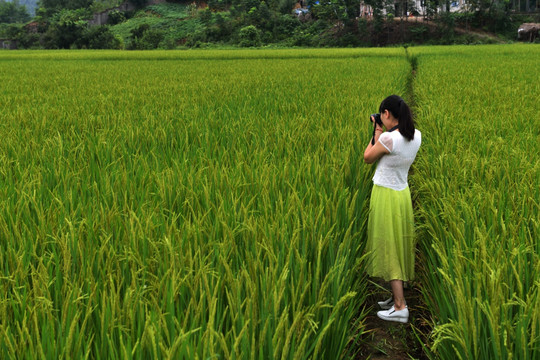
xmin=370 ymin=113 xmax=383 ymax=145
xmin=370 ymin=113 xmax=383 ymax=127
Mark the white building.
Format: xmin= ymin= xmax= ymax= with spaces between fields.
xmin=359 ymin=0 xmax=467 ymax=18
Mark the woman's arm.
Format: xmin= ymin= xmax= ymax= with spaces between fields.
xmin=364 ymin=126 xmax=390 ymax=164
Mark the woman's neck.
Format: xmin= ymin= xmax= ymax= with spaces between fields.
xmin=387 ymin=122 xmax=399 ymax=131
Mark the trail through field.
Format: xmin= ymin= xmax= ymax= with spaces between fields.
xmin=355 ymin=282 xmax=429 ymax=359
xmin=354 ymin=48 xmax=429 ymax=359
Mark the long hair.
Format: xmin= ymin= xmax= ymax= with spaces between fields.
xmin=379 ymin=95 xmax=415 ymax=141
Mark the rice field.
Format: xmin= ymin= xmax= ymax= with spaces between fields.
xmin=0 ymin=48 xmax=408 ymax=359
xmin=410 ymin=44 xmax=540 ymax=359
xmin=0 ymin=45 xmax=538 ymax=359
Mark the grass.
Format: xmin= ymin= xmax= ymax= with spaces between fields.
xmin=0 ymin=48 xmax=409 ymax=359
xmin=0 ymin=45 xmax=538 ymax=359
xmin=410 ymin=44 xmax=540 ymax=359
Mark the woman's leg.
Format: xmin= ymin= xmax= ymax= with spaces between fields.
xmin=377 ymin=279 xmax=409 ymax=322
xmin=390 ymin=280 xmax=406 ymax=310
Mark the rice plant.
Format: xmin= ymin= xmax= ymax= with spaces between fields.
xmin=0 ymin=49 xmax=409 ymax=359
xmin=410 ymin=44 xmax=540 ymax=360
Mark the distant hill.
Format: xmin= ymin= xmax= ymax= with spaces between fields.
xmin=20 ymin=0 xmax=38 ymax=16
xmin=6 ymin=0 xmax=38 ymax=16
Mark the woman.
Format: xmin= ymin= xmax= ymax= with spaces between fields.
xmin=363 ymin=95 xmax=421 ymax=323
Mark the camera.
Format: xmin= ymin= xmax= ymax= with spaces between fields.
xmin=370 ymin=113 xmax=383 ymax=127
xmin=370 ymin=113 xmax=383 ymax=145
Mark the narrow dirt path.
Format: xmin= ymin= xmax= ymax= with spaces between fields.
xmin=353 ymin=48 xmax=431 ymax=359
xmin=355 ymin=281 xmax=430 ymax=359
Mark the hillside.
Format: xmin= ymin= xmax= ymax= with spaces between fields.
xmin=111 ymin=4 xmax=513 ymax=49
xmin=2 ymin=0 xmax=538 ymax=49
xmin=109 ymin=2 xmax=204 ymax=49
xmin=105 ymin=2 xmax=523 ymax=49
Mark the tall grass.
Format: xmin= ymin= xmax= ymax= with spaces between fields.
xmin=410 ymin=44 xmax=540 ymax=359
xmin=0 ymin=49 xmax=409 ymax=358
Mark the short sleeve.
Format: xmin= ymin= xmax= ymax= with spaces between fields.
xmin=378 ymin=132 xmax=393 ymax=152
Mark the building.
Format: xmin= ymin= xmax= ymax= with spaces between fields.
xmin=0 ymin=39 xmax=17 ymax=50
xmin=359 ymin=0 xmax=469 ymax=17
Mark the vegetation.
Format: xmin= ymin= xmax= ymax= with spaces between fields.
xmin=1 ymin=0 xmax=539 ymax=49
xmin=0 ymin=0 xmax=30 ymax=23
xmin=410 ymin=44 xmax=540 ymax=359
xmin=0 ymin=48 xmax=409 ymax=358
xmin=109 ymin=3 xmax=203 ymax=49
xmin=0 ymin=44 xmax=538 ymax=359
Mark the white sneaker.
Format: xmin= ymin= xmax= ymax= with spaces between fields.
xmin=377 ymin=297 xmax=394 ymax=310
xmin=377 ymin=305 xmax=409 ymax=323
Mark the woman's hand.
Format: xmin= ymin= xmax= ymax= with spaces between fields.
xmin=364 ymin=124 xmax=389 ymax=164
xmin=371 ymin=115 xmax=384 ymax=135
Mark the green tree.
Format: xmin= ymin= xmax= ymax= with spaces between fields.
xmin=80 ymin=25 xmax=121 ymax=49
xmin=38 ymin=0 xmax=93 ymax=16
xmin=238 ymin=24 xmax=261 ymax=46
xmin=44 ymin=8 xmax=89 ymax=48
xmin=129 ymin=23 xmax=164 ymax=49
xmin=0 ymin=0 xmax=31 ymax=23
xmin=107 ymin=10 xmax=125 ymax=25
xmin=310 ymin=0 xmax=361 ymax=22
xmin=278 ymin=0 xmax=295 ymax=14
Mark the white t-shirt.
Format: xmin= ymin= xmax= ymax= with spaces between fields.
xmin=372 ymin=129 xmax=422 ymax=191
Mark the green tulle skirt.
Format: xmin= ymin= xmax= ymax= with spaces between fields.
xmin=366 ymin=185 xmax=416 ymax=282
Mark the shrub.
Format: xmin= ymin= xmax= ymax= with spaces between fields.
xmin=128 ymin=23 xmax=165 ymax=49
xmin=410 ymin=25 xmax=428 ymax=42
xmin=185 ymin=30 xmax=207 ymax=47
xmin=238 ymin=25 xmax=261 ymax=47
xmin=107 ymin=10 xmax=126 ymax=26
xmin=85 ymin=26 xmax=122 ymax=49
xmin=139 ymin=28 xmax=165 ymax=49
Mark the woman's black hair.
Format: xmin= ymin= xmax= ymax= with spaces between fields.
xmin=379 ymin=95 xmax=415 ymax=141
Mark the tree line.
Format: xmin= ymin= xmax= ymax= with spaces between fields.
xmin=0 ymin=0 xmax=538 ymax=48
xmin=0 ymin=0 xmax=31 ymax=23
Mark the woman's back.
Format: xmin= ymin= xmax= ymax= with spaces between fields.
xmin=372 ymin=129 xmax=421 ymax=191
